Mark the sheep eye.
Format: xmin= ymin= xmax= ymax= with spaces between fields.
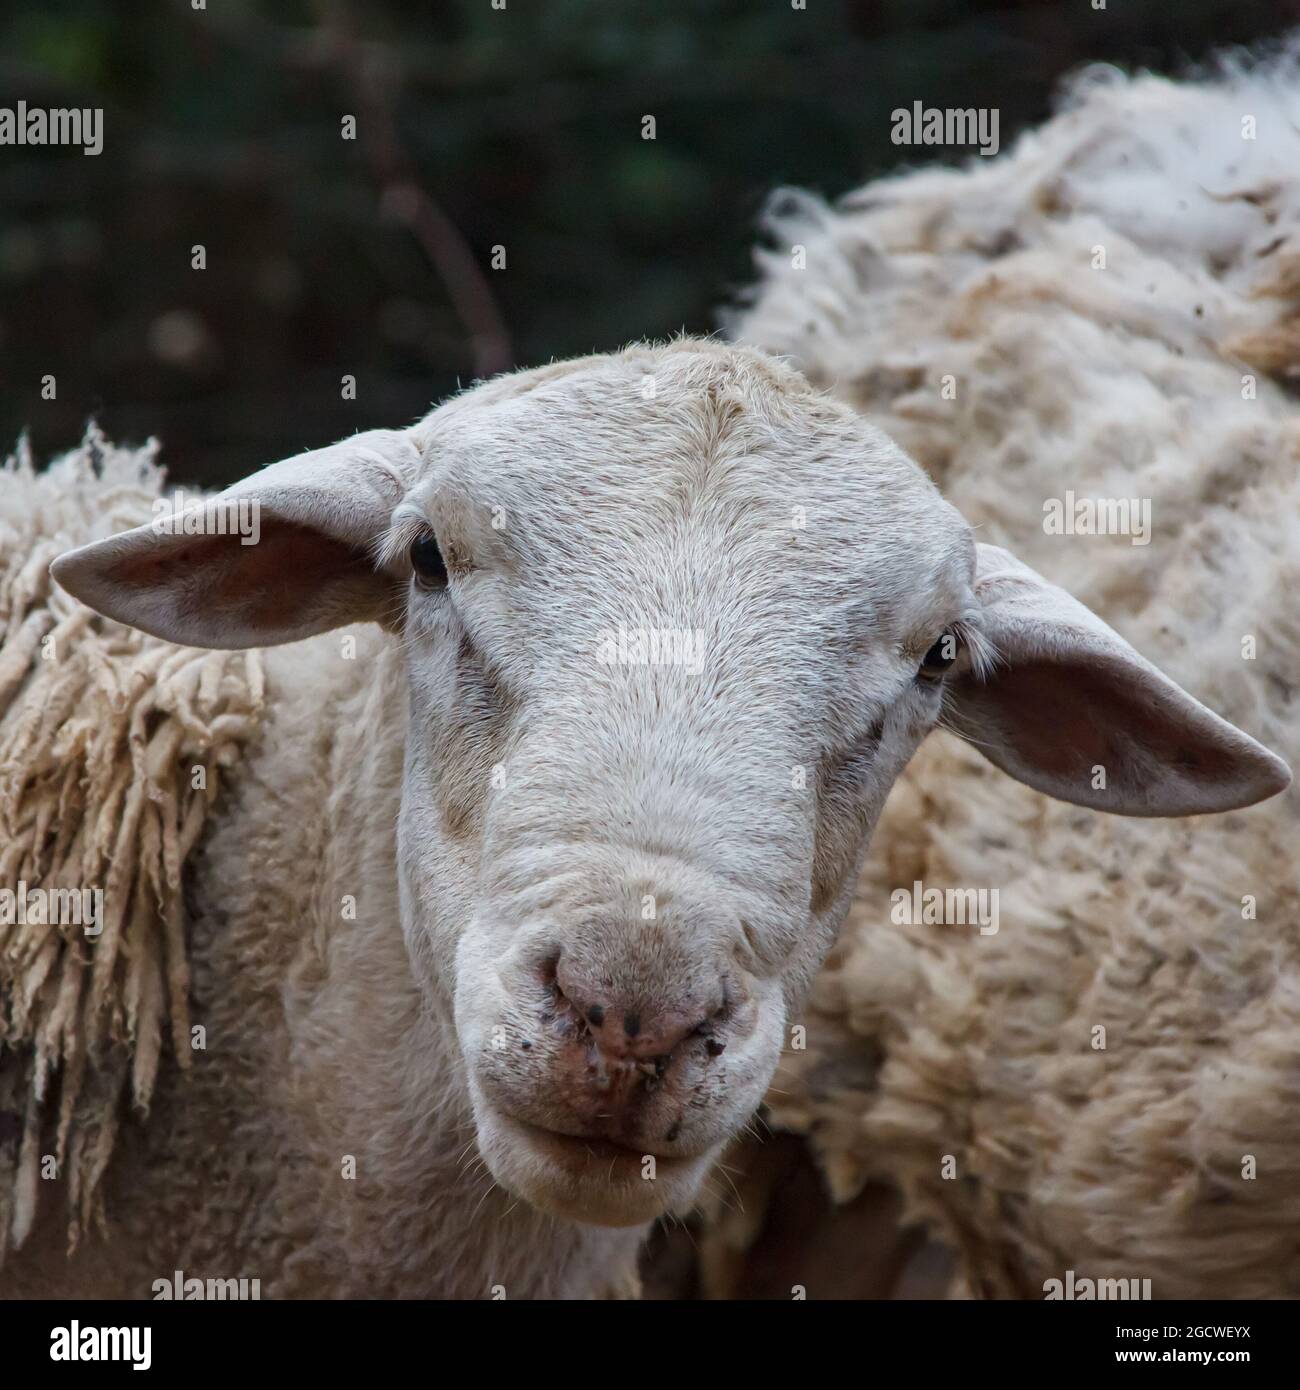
xmin=919 ymin=632 xmax=961 ymax=677
xmin=410 ymin=534 xmax=447 ymax=588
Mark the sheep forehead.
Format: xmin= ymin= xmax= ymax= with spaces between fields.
xmin=414 ymin=347 xmax=972 ymax=628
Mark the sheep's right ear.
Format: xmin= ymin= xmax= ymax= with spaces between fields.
xmin=50 ymin=429 xmax=420 ymax=649
xmin=944 ymin=544 xmax=1292 ymax=816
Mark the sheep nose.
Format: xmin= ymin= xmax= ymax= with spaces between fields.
xmin=553 ymin=956 xmax=722 ymax=1063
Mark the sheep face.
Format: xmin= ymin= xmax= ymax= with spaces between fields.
xmin=50 ymin=340 xmax=1289 ymax=1233
xmin=393 ymin=345 xmax=978 ymax=1226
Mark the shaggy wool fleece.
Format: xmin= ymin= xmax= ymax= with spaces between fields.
xmin=726 ymin=47 xmax=1300 ymax=1297
xmin=0 ymin=432 xmax=264 ymax=1266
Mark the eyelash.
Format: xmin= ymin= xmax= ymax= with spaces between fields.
xmin=914 ymin=618 xmax=988 ymax=682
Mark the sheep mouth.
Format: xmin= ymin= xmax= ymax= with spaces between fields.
xmin=497 ymin=1112 xmax=698 ymax=1175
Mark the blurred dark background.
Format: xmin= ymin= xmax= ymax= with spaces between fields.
xmin=3 ymin=0 xmax=1299 ymax=486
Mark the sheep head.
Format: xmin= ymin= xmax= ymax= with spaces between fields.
xmin=51 ymin=341 xmax=1290 ymax=1229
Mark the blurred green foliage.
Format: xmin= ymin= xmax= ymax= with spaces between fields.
xmin=1 ymin=0 xmax=1297 ymax=483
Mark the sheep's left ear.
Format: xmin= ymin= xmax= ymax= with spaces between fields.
xmin=943 ymin=544 xmax=1291 ymax=816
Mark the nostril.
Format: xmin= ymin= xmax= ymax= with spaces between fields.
xmin=708 ymin=979 xmax=735 ymax=1028
xmin=739 ymin=919 xmax=760 ymax=955
xmin=623 ymin=1011 xmax=641 ymax=1039
xmin=548 ymin=954 xmax=600 ymax=1045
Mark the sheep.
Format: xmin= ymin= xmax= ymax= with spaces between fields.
xmin=720 ymin=42 xmax=1300 ymax=1298
xmin=1 ymin=318 xmax=1287 ymax=1298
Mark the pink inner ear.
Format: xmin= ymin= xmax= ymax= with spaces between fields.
xmin=980 ymin=658 xmax=1241 ymax=787
xmin=115 ymin=519 xmax=385 ymax=634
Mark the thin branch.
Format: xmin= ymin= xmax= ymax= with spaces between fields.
xmin=310 ymin=0 xmax=513 ymax=379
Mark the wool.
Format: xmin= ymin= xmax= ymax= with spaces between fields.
xmin=0 ymin=429 xmax=264 ymax=1265
xmin=727 ymin=43 xmax=1300 ymax=1297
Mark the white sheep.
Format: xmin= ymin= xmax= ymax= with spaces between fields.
xmin=1 ymin=326 xmax=1286 ymax=1296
